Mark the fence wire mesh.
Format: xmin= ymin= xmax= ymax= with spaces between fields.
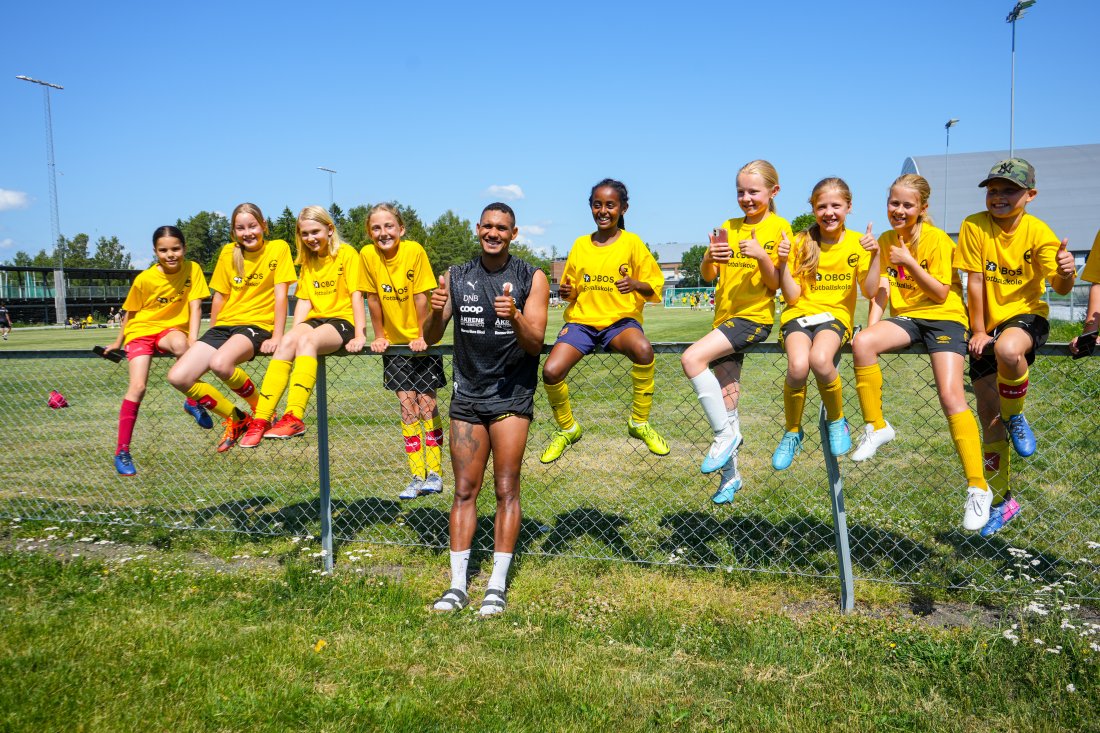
xmin=2 ymin=344 xmax=1097 ymax=599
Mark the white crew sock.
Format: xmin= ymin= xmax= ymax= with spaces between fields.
xmin=449 ymin=549 xmax=471 ymax=593
xmin=691 ymin=371 xmax=734 ymax=438
xmin=487 ymin=551 xmax=513 ymax=591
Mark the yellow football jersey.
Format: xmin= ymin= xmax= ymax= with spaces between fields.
xmin=297 ymin=244 xmax=368 ymax=322
xmin=209 ymin=239 xmax=297 ymax=331
xmin=881 ymin=225 xmax=967 ymax=326
xmin=953 ymin=212 xmax=1061 ymax=330
xmin=561 ymin=231 xmax=663 ymax=328
xmin=712 ymin=213 xmax=790 ymax=327
xmin=1080 ymin=228 xmax=1100 ymax=284
xmin=780 ymin=229 xmax=874 ymax=334
xmin=361 ymin=239 xmax=437 ymax=343
xmin=122 ymin=261 xmax=210 ymax=343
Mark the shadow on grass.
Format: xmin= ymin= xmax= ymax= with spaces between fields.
xmin=539 ymin=507 xmax=639 ymax=561
xmin=659 ymin=511 xmax=933 ymax=574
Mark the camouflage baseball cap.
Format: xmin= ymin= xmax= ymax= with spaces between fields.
xmin=978 ymin=158 xmax=1036 ymax=189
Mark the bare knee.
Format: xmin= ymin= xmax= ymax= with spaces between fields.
xmin=851 ymin=333 xmax=877 ymax=364
xmin=808 ymin=351 xmax=836 ymax=378
xmin=208 ymin=354 xmax=236 ymax=380
xmin=632 ymin=341 xmax=655 ymax=365
xmin=543 ymin=361 xmax=568 ymax=385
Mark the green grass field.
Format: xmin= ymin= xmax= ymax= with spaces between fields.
xmin=2 ymin=305 xmax=1099 ymax=730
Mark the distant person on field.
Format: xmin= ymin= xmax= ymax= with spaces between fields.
xmin=848 ymin=174 xmax=992 ymax=534
xmin=0 ymin=302 xmax=11 ymax=340
xmin=102 ymin=226 xmax=210 ymax=476
xmin=360 ymin=203 xmax=448 ymax=501
xmin=540 ymin=178 xmax=669 ymax=464
xmin=237 ymin=206 xmax=368 ymax=448
xmin=953 ymin=158 xmax=1076 ymax=535
xmin=680 ymin=160 xmax=791 ymax=505
xmin=167 ymin=202 xmax=297 ymax=452
xmin=424 ymin=202 xmax=549 ymax=616
xmin=1070 ymin=227 xmax=1100 ymax=357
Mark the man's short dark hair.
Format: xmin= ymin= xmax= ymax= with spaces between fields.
xmin=481 ymin=202 xmax=515 ymax=227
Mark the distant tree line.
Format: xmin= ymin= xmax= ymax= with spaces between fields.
xmin=4 ymin=202 xmax=552 ymax=279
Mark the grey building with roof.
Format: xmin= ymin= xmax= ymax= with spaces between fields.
xmin=902 ymin=143 xmax=1100 ymax=264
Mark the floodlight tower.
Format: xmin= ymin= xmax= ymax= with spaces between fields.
xmin=16 ymin=75 xmax=66 ymax=323
xmin=1006 ymin=1 xmax=1036 ymax=158
xmin=943 ymin=119 xmax=959 ymax=228
xmin=317 ymin=167 xmax=337 ymax=209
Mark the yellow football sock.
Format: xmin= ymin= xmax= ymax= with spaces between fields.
xmin=225 ymin=367 xmax=259 ymax=411
xmin=283 ymin=356 xmax=317 ymax=419
xmin=854 ymin=364 xmax=886 ymax=430
xmin=403 ymin=421 xmax=426 ymax=478
xmin=983 ymin=440 xmax=1011 ymax=504
xmin=184 ymin=381 xmax=235 ymax=420
xmin=544 ymin=380 xmax=576 ymax=431
xmin=630 ymin=359 xmax=656 ymax=425
xmin=948 ymin=410 xmax=987 ymax=490
xmin=817 ymin=375 xmax=845 ymax=422
xmin=424 ymin=415 xmax=443 ymax=476
xmin=253 ymin=359 xmax=291 ymax=422
xmin=783 ymin=382 xmax=807 ymax=433
xmin=997 ymin=369 xmax=1029 ymax=421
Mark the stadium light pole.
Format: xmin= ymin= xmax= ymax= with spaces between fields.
xmin=1006 ymin=0 xmax=1036 ymax=158
xmin=16 ymin=75 xmax=67 ymax=324
xmin=317 ymin=167 xmax=337 ymax=209
xmin=943 ymin=119 xmax=959 ymax=230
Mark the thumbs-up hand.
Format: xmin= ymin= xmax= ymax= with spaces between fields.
xmin=430 ymin=273 xmax=449 ymax=312
xmin=1056 ymin=238 xmax=1076 ymax=278
xmin=739 ymin=227 xmax=764 ymax=260
xmin=860 ymin=222 xmax=879 ymax=253
xmin=776 ymin=230 xmax=792 ymax=263
xmin=494 ymin=281 xmax=517 ymax=319
xmin=558 ymin=274 xmax=574 ymax=301
xmin=889 ymin=233 xmax=914 ymax=279
xmin=708 ymin=227 xmax=732 ymax=264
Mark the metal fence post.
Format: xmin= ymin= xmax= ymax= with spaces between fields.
xmin=819 ymin=402 xmax=854 ymax=612
xmin=316 ymin=355 xmax=334 ymax=574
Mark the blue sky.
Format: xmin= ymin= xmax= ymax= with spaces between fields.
xmin=2 ymin=0 xmax=1097 ymax=268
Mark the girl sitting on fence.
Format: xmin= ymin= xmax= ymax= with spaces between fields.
xmin=167 ymin=202 xmax=298 ymax=452
xmin=360 ymin=203 xmax=448 ymax=500
xmin=103 ymin=226 xmax=210 ymax=476
xmin=848 ymin=174 xmax=991 ymax=532
xmin=680 ymin=159 xmax=792 ymax=504
xmin=237 ymin=206 xmax=368 ymax=448
xmin=771 ymin=177 xmax=880 ymax=471
xmin=539 ymin=178 xmax=669 ymax=464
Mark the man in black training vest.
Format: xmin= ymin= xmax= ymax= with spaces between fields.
xmin=425 ymin=202 xmax=549 ymax=616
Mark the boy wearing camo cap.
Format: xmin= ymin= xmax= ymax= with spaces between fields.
xmin=953 ymin=158 xmax=1077 ymax=536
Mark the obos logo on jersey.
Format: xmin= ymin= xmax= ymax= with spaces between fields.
xmin=234 ymin=276 xmax=244 ymax=284
xmin=986 ymin=261 xmax=998 ymax=272
xmin=381 ymin=284 xmax=393 ymax=293
xmin=583 ymin=274 xmax=591 ymax=282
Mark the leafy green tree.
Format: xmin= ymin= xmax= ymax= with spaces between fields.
xmin=328 ymin=203 xmax=346 ymax=232
xmin=790 ymin=212 xmax=815 ymax=233
xmin=5 ymin=250 xmax=47 ymax=266
xmin=510 ymin=243 xmax=551 ymax=278
xmin=677 ymin=244 xmax=708 ymax=287
xmin=176 ymin=211 xmax=230 ymax=270
xmin=343 ymin=205 xmax=370 ymax=250
xmin=648 ymin=244 xmax=661 ymax=262
xmin=425 ymin=210 xmax=479 ymax=274
xmin=90 ymin=236 xmax=131 ymax=269
xmin=57 ymin=234 xmax=92 ymax=269
xmin=270 ymin=207 xmax=298 ymax=247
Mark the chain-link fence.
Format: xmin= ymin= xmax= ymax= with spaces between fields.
xmin=2 ymin=344 xmax=1097 ymax=600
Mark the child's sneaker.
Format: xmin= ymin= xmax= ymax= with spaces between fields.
xmin=216 ymin=414 xmax=251 ymax=453
xmin=399 ymin=475 xmax=425 ymax=500
xmin=628 ymin=420 xmax=670 ymax=456
xmin=1005 ymin=414 xmax=1036 ymax=457
xmin=238 ymin=418 xmax=271 ymax=449
xmin=962 ymin=486 xmax=993 ymax=532
xmin=850 ymin=421 xmax=895 ymax=462
xmin=183 ymin=399 xmax=214 ymax=429
xmin=540 ymin=424 xmax=583 ymax=464
xmin=980 ymin=496 xmax=1021 ymax=537
xmin=114 ymin=450 xmax=136 ymax=477
xmin=701 ymin=430 xmax=742 ymax=474
xmin=421 ymin=472 xmax=444 ymax=495
xmin=266 ymin=413 xmax=306 ymax=439
xmin=771 ymin=431 xmax=804 ymax=471
xmin=826 ymin=418 xmax=851 ymax=456
xmin=711 ymin=457 xmax=742 ymax=505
